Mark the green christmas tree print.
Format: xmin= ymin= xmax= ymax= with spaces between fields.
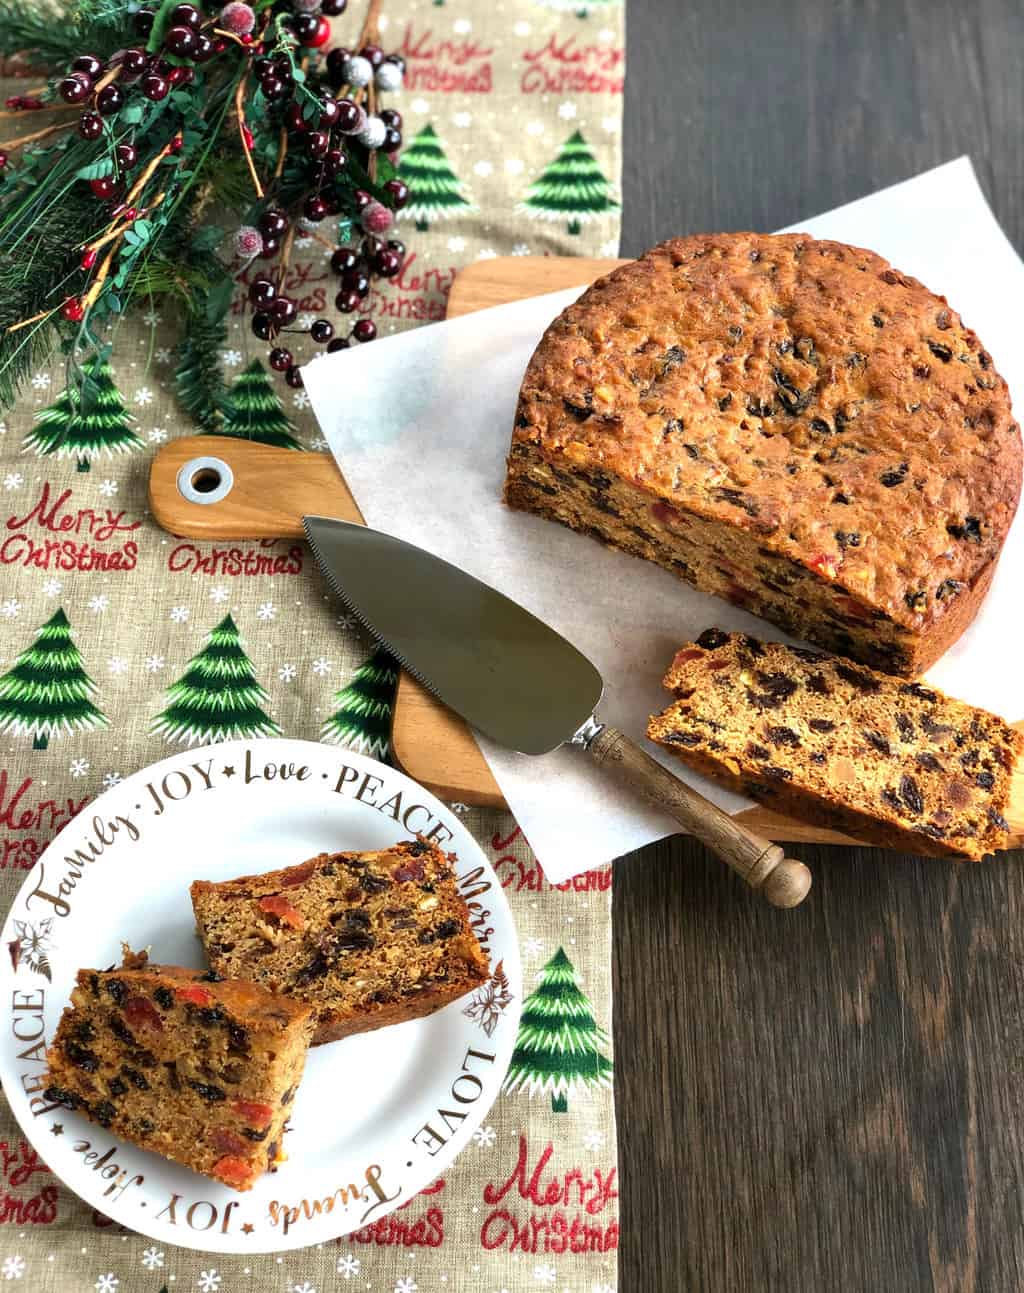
xmin=151 ymin=613 xmax=281 ymax=745
xmin=24 ymin=358 xmax=143 ymax=472
xmin=218 ymin=360 xmax=302 ymax=450
xmin=320 ymin=646 xmax=398 ymax=760
xmin=0 ymin=609 xmax=108 ymax=749
xmin=519 ymin=130 xmax=619 ymax=235
xmin=398 ymin=125 xmax=475 ymax=232
xmin=503 ymin=946 xmax=613 ymax=1112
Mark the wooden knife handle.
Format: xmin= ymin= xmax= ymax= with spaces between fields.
xmin=148 ymin=435 xmax=362 ymax=538
xmin=587 ymin=725 xmax=812 ymax=908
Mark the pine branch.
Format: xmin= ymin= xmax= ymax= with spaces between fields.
xmin=0 ymin=0 xmax=122 ymax=65
xmin=174 ymin=268 xmax=235 ymax=432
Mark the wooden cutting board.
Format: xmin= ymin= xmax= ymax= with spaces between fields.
xmin=149 ymin=255 xmax=937 ymax=848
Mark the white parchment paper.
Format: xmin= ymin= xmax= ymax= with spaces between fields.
xmin=303 ymin=157 xmax=1024 ymax=882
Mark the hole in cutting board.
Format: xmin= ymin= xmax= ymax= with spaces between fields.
xmin=191 ymin=467 xmax=221 ymax=494
xmin=176 ymin=455 xmax=235 ymax=505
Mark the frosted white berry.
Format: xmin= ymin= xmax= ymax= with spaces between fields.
xmin=374 ymin=61 xmax=403 ymax=92
xmin=342 ymin=55 xmax=372 ymax=87
xmin=219 ymin=1 xmax=255 ymax=34
xmin=234 ymin=224 xmax=263 ymax=258
xmin=357 ymin=114 xmax=387 ymax=149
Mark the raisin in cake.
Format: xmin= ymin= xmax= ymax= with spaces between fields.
xmin=507 ymin=234 xmax=1021 ymax=676
xmin=647 ymin=629 xmax=1022 ymax=860
xmin=44 ymin=950 xmax=312 ymax=1191
xmin=190 ymin=840 xmax=489 ymax=1046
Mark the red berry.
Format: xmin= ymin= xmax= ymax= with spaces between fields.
xmin=249 ymin=276 xmax=277 ymax=308
xmin=285 ymin=365 xmax=304 ymax=388
xmin=374 ymin=248 xmax=402 ymax=278
xmin=260 ymin=208 xmax=288 ymax=238
xmin=310 ymin=319 xmax=333 ymax=343
xmin=3 ymin=97 xmax=21 ymax=110
xmin=170 ymin=2 xmax=201 ymax=28
xmin=251 ymin=312 xmax=274 ymax=339
xmin=169 ymin=131 xmax=184 ymax=152
xmin=97 ymin=84 xmax=123 ymax=116
xmin=59 ymin=73 xmax=92 ymax=104
xmin=307 ymin=15 xmax=331 ymax=47
xmin=78 ymin=112 xmax=103 ymax=140
xmin=383 ymin=178 xmax=410 ymax=210
xmin=303 ymin=195 xmax=328 ymax=222
xmin=80 ymin=248 xmax=98 ymax=269
xmin=353 ymin=188 xmax=372 ymax=210
xmin=334 ymin=98 xmax=362 ymax=133
xmin=168 ymin=65 xmax=194 ymax=85
xmin=61 ymin=297 xmax=85 ymax=322
xmin=141 ymin=73 xmax=169 ymax=101
xmin=326 ymin=336 xmax=349 ymax=352
xmin=0 ymin=151 xmax=7 ymax=169
xmin=304 ymin=130 xmax=329 ymax=158
xmin=284 ymin=101 xmax=307 ymax=132
xmin=341 ymin=268 xmax=370 ymax=298
xmin=89 ymin=176 xmax=118 ymax=199
xmin=321 ymin=0 xmax=346 ymax=13
xmin=120 ymin=47 xmax=148 ymax=77
xmin=133 ymin=6 xmax=155 ymax=35
xmin=269 ymin=346 xmax=293 ymax=372
xmin=258 ymin=235 xmax=280 ymax=258
xmin=379 ymin=107 xmax=402 ymax=129
xmin=291 ymin=12 xmax=319 ymax=42
xmin=331 ymin=247 xmax=359 ymax=275
xmin=72 ymin=53 xmax=103 ymax=78
xmin=323 ymin=147 xmax=346 ymax=176
xmin=352 ymin=319 xmax=377 ymax=343
xmin=116 ymin=142 xmax=138 ymax=169
xmin=259 ymin=74 xmax=287 ymax=100
xmin=387 ymin=238 xmax=406 ymax=257
xmin=360 ymin=44 xmax=384 ymax=67
xmin=382 ymin=125 xmax=401 ymax=152
xmin=193 ymin=32 xmax=215 ymax=62
xmin=271 ymin=296 xmax=296 ymax=324
xmin=164 ymin=23 xmax=197 ymax=55
xmin=334 ymin=289 xmax=360 ymax=313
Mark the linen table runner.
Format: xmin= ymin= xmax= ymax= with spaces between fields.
xmin=0 ymin=0 xmax=623 ymax=1288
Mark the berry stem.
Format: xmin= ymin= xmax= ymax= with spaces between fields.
xmin=272 ymin=124 xmax=288 ymax=180
xmin=234 ymin=72 xmax=264 ymax=198
xmin=0 ymin=120 xmax=73 ymax=152
xmin=5 ymin=305 xmax=59 ymax=334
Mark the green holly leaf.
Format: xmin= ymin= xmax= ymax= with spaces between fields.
xmin=190 ymin=224 xmax=225 ymax=254
xmin=74 ymin=158 xmax=114 ymax=181
xmin=121 ymin=103 xmax=144 ymax=125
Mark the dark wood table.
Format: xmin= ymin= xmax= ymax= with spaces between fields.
xmin=615 ymin=3 xmax=1024 ymax=1288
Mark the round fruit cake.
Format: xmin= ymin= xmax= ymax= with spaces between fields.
xmin=505 ymin=233 xmax=1022 ymax=676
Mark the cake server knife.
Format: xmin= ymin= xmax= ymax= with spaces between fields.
xmin=303 ymin=515 xmax=812 ymax=908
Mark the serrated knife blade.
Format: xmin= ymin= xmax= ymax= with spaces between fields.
xmin=303 ymin=513 xmax=812 ymax=908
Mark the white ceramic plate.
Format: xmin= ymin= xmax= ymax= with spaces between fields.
xmin=0 ymin=739 xmax=520 ymax=1254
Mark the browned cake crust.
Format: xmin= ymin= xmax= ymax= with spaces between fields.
xmin=190 ymin=840 xmax=490 ymax=1046
xmin=507 ymin=234 xmax=1022 ymax=676
xmin=44 ymin=950 xmax=312 ymax=1192
xmin=647 ymin=629 xmax=1022 ymax=860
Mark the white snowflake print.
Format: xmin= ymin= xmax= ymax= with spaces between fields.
xmin=140 ymin=1249 xmax=164 ymax=1270
xmin=336 ymin=611 xmax=358 ymax=629
xmin=3 ymin=472 xmax=23 ymax=490
xmin=472 ymin=1124 xmax=497 ymax=1147
xmin=526 ymin=120 xmax=545 ymax=136
xmin=102 ymin=772 xmax=123 ymax=790
xmin=453 ymin=17 xmax=471 ymax=32
xmin=297 ymin=313 xmax=317 ymax=331
xmin=31 ymin=372 xmax=51 ymax=390
xmin=107 ymin=657 xmax=129 ymax=675
xmin=583 ymin=1129 xmax=606 ymax=1151
xmin=256 ymin=601 xmax=276 ymax=621
xmin=97 ymin=479 xmax=118 ymax=497
xmin=477 ymin=249 xmax=498 ymax=261
xmin=558 ymin=101 xmax=578 ymax=120
xmin=308 ymin=435 xmax=328 ymax=451
xmin=598 ymin=27 xmax=615 ymax=43
xmin=134 ymin=386 xmax=154 ymax=406
xmin=148 ymin=426 xmax=168 ymax=443
xmin=197 ymin=1273 xmax=222 ymax=1293
xmin=42 ymin=578 xmax=62 ymax=597
xmin=394 ymin=1280 xmax=418 ymax=1293
xmin=295 ymin=233 xmax=314 ymax=249
xmin=447 ymin=236 xmax=466 ymax=253
xmin=292 ymin=391 xmax=311 ymax=410
xmin=473 ymin=160 xmax=494 ymax=177
xmin=452 ymin=111 xmax=472 ymax=128
xmin=505 ymin=158 xmax=525 ymax=176
xmin=88 ymin=594 xmax=110 ymax=613
xmin=600 ymin=238 xmax=620 ymax=258
xmin=141 ymin=308 xmax=162 ymax=327
xmin=94 ymin=1276 xmax=118 ymax=1293
xmin=601 ymin=115 xmax=620 ymax=134
xmin=169 ymin=605 xmax=190 ymax=623
xmin=449 ymin=801 xmax=470 ymax=815
xmin=514 ymin=19 xmax=531 ymax=35
xmin=534 ymin=1265 xmax=557 ymax=1285
xmin=69 ymin=759 xmax=90 ymax=779
xmin=592 ymin=1284 xmax=616 ymax=1293
xmin=337 ymin=1254 xmax=360 ymax=1279
xmin=220 ymin=349 xmax=243 ymax=367
xmin=292 ymin=1284 xmax=317 ymax=1293
xmin=144 ymin=654 xmax=165 ymax=672
xmin=278 ymin=663 xmax=297 ymax=682
xmin=511 ymin=243 xmax=531 ymax=256
xmin=209 ymin=585 xmax=229 ymax=603
xmin=0 ymin=600 xmax=20 ymax=619
xmin=0 ymin=420 xmax=6 ymax=435
xmin=1 ymin=1255 xmax=25 ymax=1280
xmin=377 ymin=11 xmax=388 ymax=28
xmin=311 ymin=657 xmax=332 ymax=677
xmin=155 ymin=347 xmax=172 ymax=365
xmin=524 ymin=937 xmax=544 ymax=956
xmin=411 ymin=97 xmax=429 ymax=114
